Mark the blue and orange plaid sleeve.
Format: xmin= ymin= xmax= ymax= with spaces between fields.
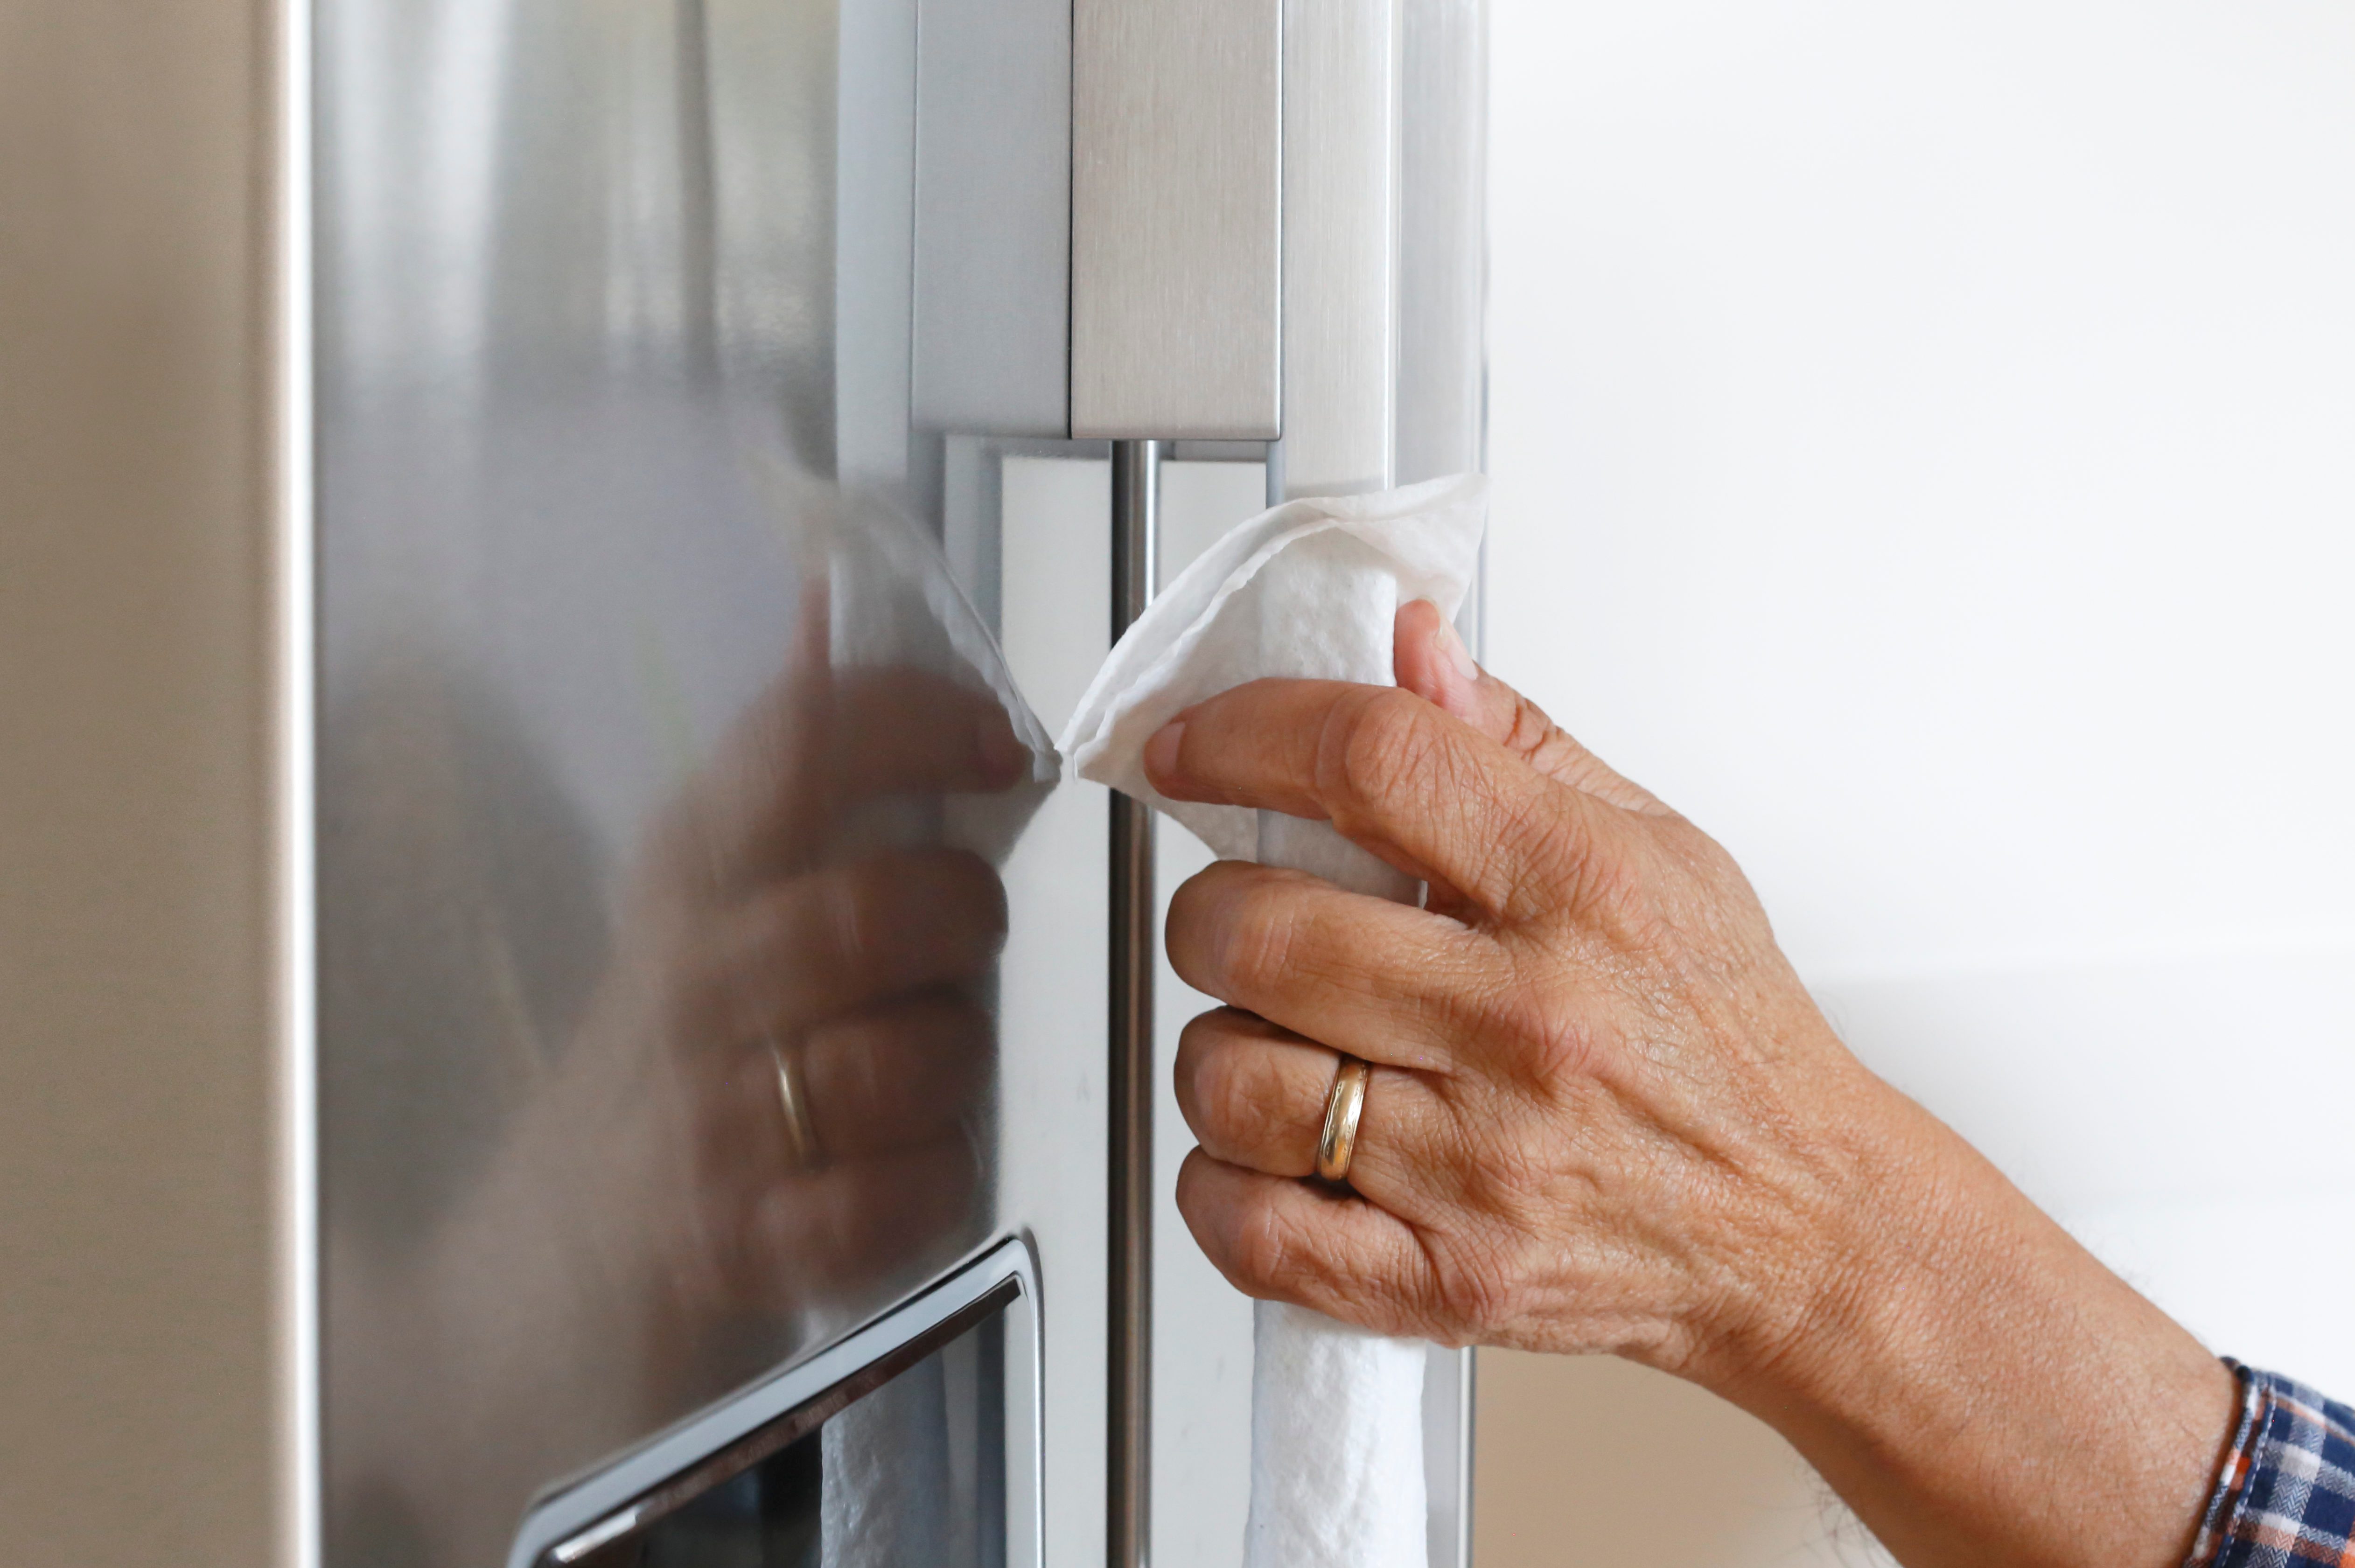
xmin=2186 ymin=1363 xmax=2355 ymax=1568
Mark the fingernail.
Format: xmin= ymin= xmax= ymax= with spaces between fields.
xmin=1143 ymin=720 xmax=1186 ymax=783
xmin=974 ymin=711 xmax=1027 ymax=784
xmin=1435 ymin=613 xmax=1479 ymax=683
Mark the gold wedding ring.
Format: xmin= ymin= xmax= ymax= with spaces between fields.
xmin=1315 ymin=1053 xmax=1371 ymax=1185
xmin=767 ymin=1039 xmax=821 ymax=1172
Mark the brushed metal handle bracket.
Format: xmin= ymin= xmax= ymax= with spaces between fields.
xmin=1071 ymin=1 xmax=1283 ymax=440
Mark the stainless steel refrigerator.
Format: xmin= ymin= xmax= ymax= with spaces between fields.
xmin=0 ymin=0 xmax=1485 ymax=1563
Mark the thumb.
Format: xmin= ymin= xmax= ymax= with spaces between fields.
xmin=1392 ymin=599 xmax=1667 ymax=816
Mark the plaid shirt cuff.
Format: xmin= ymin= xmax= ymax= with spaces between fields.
xmin=2186 ymin=1362 xmax=2355 ymax=1568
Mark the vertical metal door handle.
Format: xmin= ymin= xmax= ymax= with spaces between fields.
xmin=1106 ymin=438 xmax=1160 ymax=1568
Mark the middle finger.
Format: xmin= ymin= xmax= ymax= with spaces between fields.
xmin=1166 ymin=859 xmax=1496 ymax=1074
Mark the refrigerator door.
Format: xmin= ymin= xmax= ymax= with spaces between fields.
xmin=9 ymin=0 xmax=1483 ymax=1561
xmin=314 ymin=0 xmax=1104 ymax=1561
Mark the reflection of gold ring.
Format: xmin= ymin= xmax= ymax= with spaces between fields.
xmin=1315 ymin=1054 xmax=1370 ymax=1185
xmin=767 ymin=1040 xmax=821 ymax=1171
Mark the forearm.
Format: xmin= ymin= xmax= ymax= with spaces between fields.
xmin=1701 ymin=1074 xmax=2237 ymax=1568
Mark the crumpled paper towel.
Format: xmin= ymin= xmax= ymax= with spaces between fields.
xmin=822 ymin=1356 xmax=952 ymax=1566
xmin=1060 ymin=471 xmax=1487 ymax=1568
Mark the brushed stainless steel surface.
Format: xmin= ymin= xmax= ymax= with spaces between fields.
xmin=315 ymin=1 xmax=1097 ymax=1562
xmin=1396 ymin=0 xmax=1488 ymax=490
xmin=840 ymin=0 xmax=920 ymax=486
xmin=1071 ymin=0 xmax=1284 ymax=440
xmin=1278 ymin=0 xmax=1401 ymax=499
xmin=912 ymin=0 xmax=1072 ymax=438
xmin=1107 ymin=439 xmax=1161 ymax=1568
xmin=0 ymin=1 xmax=307 ymax=1563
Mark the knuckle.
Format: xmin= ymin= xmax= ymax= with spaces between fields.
xmin=1472 ymin=786 xmax=1561 ymax=911
xmin=1523 ymin=804 xmax=1649 ymax=931
xmin=1322 ymin=686 xmax=1435 ymax=809
xmin=1188 ymin=877 xmax=1301 ymax=1002
xmin=1477 ymin=964 xmax=1601 ymax=1088
xmin=1173 ymin=1148 xmax=1214 ymax=1225
xmin=1185 ymin=1028 xmax=1264 ymax=1144
xmin=1165 ymin=866 xmax=1264 ymax=995
xmin=1502 ymin=693 xmax=1559 ymax=760
xmin=1230 ymin=885 xmax=1300 ymax=985
xmin=1523 ymin=1017 xmax=1606 ymax=1092
xmin=1583 ymin=836 xmax=1663 ymax=920
xmin=1171 ymin=1015 xmax=1213 ymax=1119
xmin=1231 ymin=1198 xmax=1311 ymax=1297
xmin=1163 ymin=872 xmax=1214 ymax=979
xmin=1426 ymin=1226 xmax=1533 ymax=1336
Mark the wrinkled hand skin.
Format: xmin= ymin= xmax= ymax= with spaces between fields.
xmin=1151 ymin=599 xmax=2236 ymax=1568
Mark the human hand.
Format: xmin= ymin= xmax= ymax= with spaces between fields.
xmin=1153 ymin=597 xmax=1865 ymax=1369
xmin=1150 ymin=598 xmax=2235 ymax=1568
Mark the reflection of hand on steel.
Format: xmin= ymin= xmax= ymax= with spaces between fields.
xmin=331 ymin=622 xmax=1031 ymax=1568
xmin=586 ymin=636 xmax=1027 ymax=1322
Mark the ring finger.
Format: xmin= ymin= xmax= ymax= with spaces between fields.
xmin=1172 ymin=1006 xmax=1454 ymax=1221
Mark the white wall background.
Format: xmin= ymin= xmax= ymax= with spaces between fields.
xmin=1476 ymin=0 xmax=2355 ymax=1561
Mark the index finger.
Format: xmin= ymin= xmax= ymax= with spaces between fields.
xmin=1141 ymin=679 xmax=1623 ymax=924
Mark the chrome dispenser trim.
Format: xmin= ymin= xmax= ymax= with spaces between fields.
xmin=506 ymin=1238 xmax=1045 ymax=1568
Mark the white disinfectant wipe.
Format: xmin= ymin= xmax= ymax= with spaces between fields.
xmin=1060 ymin=472 xmax=1487 ymax=1568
